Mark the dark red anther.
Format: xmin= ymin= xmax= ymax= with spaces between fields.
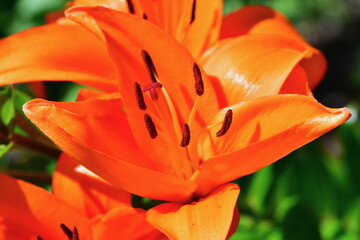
xmin=126 ymin=0 xmax=135 ymax=14
xmin=60 ymin=223 xmax=73 ymax=240
xmin=193 ymin=63 xmax=204 ymax=96
xmin=190 ymin=0 xmax=196 ymax=24
xmin=216 ymin=109 xmax=233 ymax=137
xmin=143 ymin=82 xmax=163 ymax=100
xmin=60 ymin=223 xmax=80 ymax=240
xmin=143 ymin=13 xmax=148 ymax=20
xmin=134 ymin=82 xmax=147 ymax=110
xmin=144 ymin=113 xmax=158 ymax=139
xmin=180 ymin=123 xmax=191 ymax=147
xmin=72 ymin=227 xmax=79 ymax=240
xmin=36 ymin=236 xmax=44 ymax=240
xmin=141 ymin=50 xmax=158 ymax=83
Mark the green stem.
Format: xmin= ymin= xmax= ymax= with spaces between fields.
xmin=0 ymin=168 xmax=52 ymax=184
xmin=12 ymin=134 xmax=61 ymax=159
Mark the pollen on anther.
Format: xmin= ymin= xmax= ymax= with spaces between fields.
xmin=144 ymin=113 xmax=158 ymax=139
xmin=141 ymin=50 xmax=158 ymax=83
xmin=193 ymin=63 xmax=204 ymax=96
xmin=216 ymin=109 xmax=233 ymax=137
xmin=190 ymin=0 xmax=196 ymax=24
xmin=134 ymin=82 xmax=147 ymax=110
xmin=180 ymin=123 xmax=191 ymax=147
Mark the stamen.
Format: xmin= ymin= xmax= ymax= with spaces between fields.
xmin=141 ymin=50 xmax=158 ymax=83
xmin=143 ymin=13 xmax=148 ymax=20
xmin=144 ymin=113 xmax=158 ymax=139
xmin=216 ymin=109 xmax=233 ymax=137
xmin=193 ymin=63 xmax=204 ymax=96
xmin=143 ymin=82 xmax=163 ymax=100
xmin=60 ymin=223 xmax=73 ymax=240
xmin=180 ymin=123 xmax=191 ymax=147
xmin=126 ymin=0 xmax=135 ymax=14
xmin=36 ymin=236 xmax=43 ymax=240
xmin=190 ymin=0 xmax=196 ymax=24
xmin=72 ymin=227 xmax=79 ymax=240
xmin=134 ymin=82 xmax=147 ymax=110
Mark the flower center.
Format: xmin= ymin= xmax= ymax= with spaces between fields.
xmin=136 ymin=49 xmax=233 ymax=179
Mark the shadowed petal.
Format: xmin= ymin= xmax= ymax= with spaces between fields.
xmin=0 ymin=174 xmax=89 ymax=239
xmin=147 ymin=183 xmax=239 ymax=240
xmin=90 ymin=208 xmax=166 ymax=240
xmin=53 ymin=153 xmax=132 ymax=218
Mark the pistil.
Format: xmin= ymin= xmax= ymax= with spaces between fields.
xmin=143 ymin=82 xmax=163 ymax=100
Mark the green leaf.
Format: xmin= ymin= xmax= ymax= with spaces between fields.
xmin=281 ymin=203 xmax=322 ymax=240
xmin=0 ymin=141 xmax=14 ymax=158
xmin=246 ymin=164 xmax=274 ymax=215
xmin=0 ymin=86 xmax=15 ymax=141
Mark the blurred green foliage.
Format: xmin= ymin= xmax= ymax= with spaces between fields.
xmin=0 ymin=0 xmax=359 ymax=239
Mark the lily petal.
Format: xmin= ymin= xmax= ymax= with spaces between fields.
xmin=201 ymin=34 xmax=308 ymax=106
xmin=220 ymin=5 xmax=286 ymax=39
xmin=53 ymin=153 xmax=131 ymax=218
xmin=220 ymin=5 xmax=325 ymax=89
xmin=0 ymin=23 xmax=117 ymax=91
xmin=195 ymin=95 xmax=350 ymax=196
xmin=73 ymin=0 xmax=129 ymax=11
xmin=23 ymin=98 xmax=197 ymax=202
xmin=182 ymin=0 xmax=223 ymax=58
xmin=0 ymin=174 xmax=89 ymax=239
xmin=90 ymin=208 xmax=166 ymax=240
xmin=147 ymin=183 xmax=240 ymax=240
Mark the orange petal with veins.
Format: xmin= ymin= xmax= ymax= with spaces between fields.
xmin=147 ymin=183 xmax=239 ymax=240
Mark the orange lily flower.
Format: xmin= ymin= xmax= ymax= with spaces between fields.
xmin=0 ymin=1 xmax=324 ymax=91
xmin=22 ymin=6 xmax=350 ymax=239
xmin=0 ymin=153 xmax=165 ymax=239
